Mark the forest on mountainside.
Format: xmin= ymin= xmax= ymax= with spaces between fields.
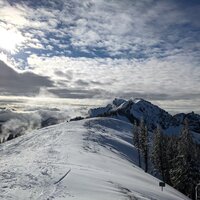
xmin=133 ymin=118 xmax=200 ymax=199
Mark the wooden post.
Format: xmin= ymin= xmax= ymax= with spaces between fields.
xmin=159 ymin=182 xmax=165 ymax=191
xmin=196 ymin=183 xmax=200 ymax=200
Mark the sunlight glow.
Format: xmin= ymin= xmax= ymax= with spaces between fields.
xmin=0 ymin=27 xmax=24 ymax=53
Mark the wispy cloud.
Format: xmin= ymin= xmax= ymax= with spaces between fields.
xmin=0 ymin=0 xmax=199 ymax=112
xmin=0 ymin=0 xmax=199 ymax=59
xmin=26 ymin=54 xmax=200 ymax=100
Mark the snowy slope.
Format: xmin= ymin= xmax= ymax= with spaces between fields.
xmin=0 ymin=118 xmax=190 ymax=200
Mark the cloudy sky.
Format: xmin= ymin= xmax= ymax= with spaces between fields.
xmin=0 ymin=0 xmax=200 ymax=113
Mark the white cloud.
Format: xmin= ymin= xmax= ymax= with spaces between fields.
xmin=0 ymin=0 xmax=199 ymax=112
xmin=0 ymin=25 xmax=26 ymax=53
xmin=0 ymin=0 xmax=199 ymax=58
xmin=0 ymin=1 xmax=29 ymax=27
xmin=26 ymin=54 xmax=200 ymax=100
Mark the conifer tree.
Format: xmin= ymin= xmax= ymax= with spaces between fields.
xmin=152 ymin=125 xmax=164 ymax=179
xmin=139 ymin=119 xmax=149 ymax=172
xmin=170 ymin=118 xmax=200 ymax=199
xmin=165 ymin=135 xmax=178 ymax=185
xmin=132 ymin=121 xmax=141 ymax=167
xmin=151 ymin=125 xmax=170 ymax=183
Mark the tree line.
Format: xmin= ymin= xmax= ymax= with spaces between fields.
xmin=132 ymin=118 xmax=200 ymax=199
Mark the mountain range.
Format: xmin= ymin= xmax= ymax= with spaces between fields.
xmin=89 ymin=98 xmax=200 ymax=142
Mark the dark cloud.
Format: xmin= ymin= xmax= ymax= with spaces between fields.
xmin=48 ymin=88 xmax=108 ymax=99
xmin=116 ymin=91 xmax=200 ymax=102
xmin=90 ymin=81 xmax=103 ymax=85
xmin=90 ymin=80 xmax=114 ymax=86
xmin=54 ymin=70 xmax=73 ymax=80
xmin=75 ymin=79 xmax=89 ymax=86
xmin=7 ymin=0 xmax=64 ymax=9
xmin=0 ymin=60 xmax=53 ymax=96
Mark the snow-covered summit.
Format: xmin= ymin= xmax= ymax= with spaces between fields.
xmin=0 ymin=118 xmax=189 ymax=200
xmin=89 ymin=98 xmax=176 ymax=130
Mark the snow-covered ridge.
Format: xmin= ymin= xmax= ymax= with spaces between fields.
xmin=89 ymin=98 xmax=200 ymax=134
xmin=0 ymin=118 xmax=189 ymax=200
xmin=89 ymin=98 xmax=176 ymax=130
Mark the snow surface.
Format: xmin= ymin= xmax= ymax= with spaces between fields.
xmin=0 ymin=117 xmax=190 ymax=200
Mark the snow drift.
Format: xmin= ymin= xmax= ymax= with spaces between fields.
xmin=0 ymin=117 xmax=190 ymax=200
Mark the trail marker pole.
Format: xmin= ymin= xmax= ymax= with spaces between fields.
xmin=196 ymin=183 xmax=200 ymax=200
xmin=159 ymin=182 xmax=165 ymax=191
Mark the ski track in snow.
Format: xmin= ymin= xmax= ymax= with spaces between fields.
xmin=0 ymin=118 xmax=190 ymax=200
